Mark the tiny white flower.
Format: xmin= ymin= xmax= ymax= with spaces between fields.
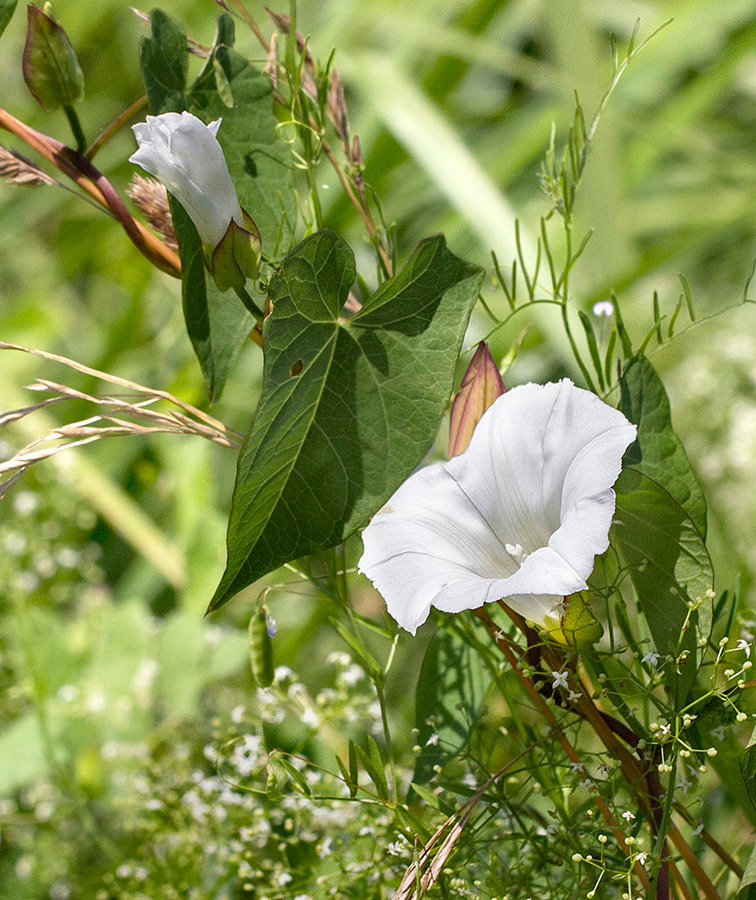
xmin=425 ymin=733 xmax=441 ymax=746
xmin=622 ymin=811 xmax=635 ymax=822
xmin=692 ymin=822 xmax=704 ymax=836
xmin=567 ymin=690 xmax=583 ymax=703
xmin=737 ymin=639 xmax=751 ymax=658
xmin=551 ymin=670 xmax=569 ymax=690
xmin=359 ymin=381 xmax=636 ymax=633
xmin=641 ymin=651 xmax=661 ymax=666
xmin=592 ymin=300 xmax=614 ymax=317
xmin=130 ymin=111 xmax=243 ymax=248
xmin=710 ymin=725 xmax=725 ymax=742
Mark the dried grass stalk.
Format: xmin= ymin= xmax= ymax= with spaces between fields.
xmin=0 ymin=145 xmax=56 ymax=186
xmin=0 ymin=342 xmax=242 ymax=494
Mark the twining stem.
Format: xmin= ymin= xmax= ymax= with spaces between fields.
xmin=235 ymin=286 xmax=265 ymax=321
xmin=0 ymin=106 xmax=181 ymax=277
xmin=86 ymin=94 xmax=148 ymax=160
xmin=472 ymin=607 xmax=651 ymax=891
xmin=482 ymin=603 xmax=725 ymax=900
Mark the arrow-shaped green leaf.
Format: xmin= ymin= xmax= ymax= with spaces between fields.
xmin=620 ymin=354 xmax=707 ymax=538
xmin=209 ymin=229 xmax=484 ymax=611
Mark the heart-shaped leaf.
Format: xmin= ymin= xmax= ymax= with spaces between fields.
xmin=620 ymin=354 xmax=707 ymax=538
xmin=209 ymin=229 xmax=484 ymax=611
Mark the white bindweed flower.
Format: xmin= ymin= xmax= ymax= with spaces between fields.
xmin=130 ymin=111 xmax=243 ymax=248
xmin=359 ymin=380 xmax=636 ymax=634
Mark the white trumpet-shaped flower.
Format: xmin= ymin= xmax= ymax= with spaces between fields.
xmin=130 ymin=111 xmax=243 ymax=248
xmin=358 ymin=380 xmax=637 ymax=634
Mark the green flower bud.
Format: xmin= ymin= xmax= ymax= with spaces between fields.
xmin=22 ymin=4 xmax=84 ymax=110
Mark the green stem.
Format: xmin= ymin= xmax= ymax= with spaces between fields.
xmin=234 ymin=285 xmax=265 ymax=321
xmin=374 ymin=675 xmax=400 ymax=803
xmin=561 ymin=300 xmax=596 ymax=392
xmin=63 ymin=104 xmax=86 ymax=153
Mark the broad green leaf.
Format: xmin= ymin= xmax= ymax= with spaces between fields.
xmin=209 ymin=229 xmax=484 ymax=610
xmin=169 ymin=197 xmax=252 ymax=404
xmin=620 ymin=354 xmax=707 ymax=538
xmin=612 ymin=468 xmax=713 ymax=706
xmin=0 ymin=0 xmax=17 ymax=40
xmin=139 ymin=8 xmax=187 ymax=113
xmin=412 ymin=625 xmax=491 ymax=786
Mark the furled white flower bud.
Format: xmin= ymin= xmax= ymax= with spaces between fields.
xmin=130 ymin=111 xmax=243 ymax=249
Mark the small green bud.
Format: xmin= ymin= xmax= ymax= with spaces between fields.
xmin=23 ymin=5 xmax=84 ymax=110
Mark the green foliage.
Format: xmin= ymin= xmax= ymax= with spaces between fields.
xmin=412 ymin=624 xmax=491 ymax=786
xmin=139 ymin=8 xmax=187 ymax=113
xmin=0 ymin=0 xmax=17 ymax=40
xmin=613 ymin=468 xmax=713 ymax=705
xmin=139 ymin=9 xmax=294 ymax=402
xmin=169 ymin=197 xmax=253 ymax=404
xmin=211 ymin=229 xmax=484 ymax=611
xmin=620 ymin=354 xmax=707 ymax=538
xmin=22 ymin=4 xmax=84 ymax=111
xmin=739 ymin=843 xmax=756 ymax=900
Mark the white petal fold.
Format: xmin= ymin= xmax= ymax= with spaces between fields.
xmin=359 ymin=380 xmax=637 ymax=634
xmin=130 ymin=111 xmax=243 ymax=248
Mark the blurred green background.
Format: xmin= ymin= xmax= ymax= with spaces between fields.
xmin=3 ymin=0 xmax=756 ymax=896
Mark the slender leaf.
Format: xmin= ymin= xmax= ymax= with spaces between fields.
xmin=412 ymin=625 xmax=491 ymax=786
xmin=210 ymin=229 xmax=484 ymax=611
xmin=169 ymin=198 xmax=252 ymax=404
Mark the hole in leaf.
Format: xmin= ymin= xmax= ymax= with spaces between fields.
xmin=289 ymin=359 xmax=303 ymax=377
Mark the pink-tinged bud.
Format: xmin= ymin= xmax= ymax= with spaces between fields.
xmin=448 ymin=342 xmax=505 ymax=457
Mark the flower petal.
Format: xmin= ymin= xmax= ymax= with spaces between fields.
xmin=359 ymin=380 xmax=636 ymax=633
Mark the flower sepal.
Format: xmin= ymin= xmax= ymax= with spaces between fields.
xmin=543 ymin=592 xmax=603 ymax=650
xmin=209 ymin=209 xmax=262 ymax=294
xmin=448 ymin=342 xmax=505 ymax=457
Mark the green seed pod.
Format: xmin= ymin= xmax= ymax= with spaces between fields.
xmin=23 ymin=4 xmax=84 ymax=110
xmin=249 ymin=600 xmax=274 ymax=687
